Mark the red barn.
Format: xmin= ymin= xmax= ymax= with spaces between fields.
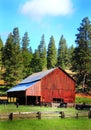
xmin=7 ymin=67 xmax=75 ymax=105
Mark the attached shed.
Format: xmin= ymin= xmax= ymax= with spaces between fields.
xmin=7 ymin=67 xmax=75 ymax=105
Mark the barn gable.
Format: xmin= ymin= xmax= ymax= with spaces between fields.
xmin=7 ymin=67 xmax=75 ymax=105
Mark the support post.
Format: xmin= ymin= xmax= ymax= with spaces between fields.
xmin=25 ymin=96 xmax=27 ymax=105
xmin=36 ymin=96 xmax=38 ymax=105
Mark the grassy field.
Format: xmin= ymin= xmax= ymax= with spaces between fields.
xmin=75 ymin=96 xmax=91 ymax=104
xmin=0 ymin=104 xmax=91 ymax=130
xmin=0 ymin=104 xmax=78 ymax=114
xmin=0 ymin=118 xmax=91 ymax=130
xmin=0 ymin=95 xmax=91 ymax=130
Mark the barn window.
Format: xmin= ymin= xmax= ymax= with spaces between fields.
xmin=53 ymin=98 xmax=63 ymax=103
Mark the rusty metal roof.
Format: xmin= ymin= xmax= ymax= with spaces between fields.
xmin=20 ymin=68 xmax=55 ymax=84
xmin=7 ymin=68 xmax=55 ymax=92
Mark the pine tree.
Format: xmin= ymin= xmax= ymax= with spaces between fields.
xmin=0 ymin=36 xmax=3 ymax=79
xmin=31 ymin=49 xmax=41 ymax=72
xmin=13 ymin=27 xmax=20 ymax=45
xmin=57 ymin=35 xmax=68 ymax=69
xmin=72 ymin=17 xmax=91 ymax=90
xmin=2 ymin=33 xmax=14 ymax=86
xmin=47 ymin=36 xmax=57 ymax=69
xmin=2 ymin=28 xmax=23 ymax=87
xmin=22 ymin=32 xmax=29 ymax=51
xmin=22 ymin=32 xmax=32 ymax=78
xmin=68 ymin=45 xmax=75 ymax=69
xmin=38 ymin=34 xmax=47 ymax=70
xmin=2 ymin=33 xmax=13 ymax=65
xmin=11 ymin=27 xmax=23 ymax=86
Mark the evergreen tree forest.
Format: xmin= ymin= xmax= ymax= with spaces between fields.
xmin=0 ymin=17 xmax=91 ymax=92
xmin=72 ymin=17 xmax=91 ymax=91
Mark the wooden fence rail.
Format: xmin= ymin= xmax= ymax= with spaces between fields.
xmin=0 ymin=111 xmax=91 ymax=121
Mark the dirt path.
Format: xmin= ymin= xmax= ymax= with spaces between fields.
xmin=76 ymin=93 xmax=91 ymax=98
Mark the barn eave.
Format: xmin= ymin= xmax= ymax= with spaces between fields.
xmin=7 ymin=81 xmax=38 ymax=93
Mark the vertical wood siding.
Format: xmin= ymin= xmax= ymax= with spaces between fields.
xmin=26 ymin=81 xmax=41 ymax=96
xmin=41 ymin=68 xmax=75 ymax=103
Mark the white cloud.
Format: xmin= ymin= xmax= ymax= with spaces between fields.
xmin=21 ymin=0 xmax=74 ymax=19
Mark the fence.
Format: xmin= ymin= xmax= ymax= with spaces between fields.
xmin=0 ymin=111 xmax=91 ymax=121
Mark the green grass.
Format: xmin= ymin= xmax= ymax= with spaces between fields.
xmin=0 ymin=118 xmax=91 ymax=130
xmin=0 ymin=104 xmax=77 ymax=114
xmin=75 ymin=97 xmax=91 ymax=104
xmin=0 ymin=105 xmax=91 ymax=130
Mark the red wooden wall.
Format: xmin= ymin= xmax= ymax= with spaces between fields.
xmin=41 ymin=68 xmax=75 ymax=103
xmin=26 ymin=81 xmax=41 ymax=96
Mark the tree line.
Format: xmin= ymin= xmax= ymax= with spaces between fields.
xmin=0 ymin=17 xmax=91 ymax=91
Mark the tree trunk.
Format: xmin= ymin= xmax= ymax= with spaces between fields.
xmin=82 ymin=74 xmax=86 ymax=92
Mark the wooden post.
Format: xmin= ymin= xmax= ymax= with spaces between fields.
xmin=25 ymin=96 xmax=27 ymax=105
xmin=36 ymin=96 xmax=38 ymax=105
xmin=9 ymin=113 xmax=13 ymax=120
xmin=10 ymin=97 xmax=11 ymax=103
xmin=88 ymin=110 xmax=91 ymax=118
xmin=59 ymin=111 xmax=65 ymax=118
xmin=76 ymin=112 xmax=78 ymax=119
xmin=82 ymin=74 xmax=86 ymax=92
xmin=36 ymin=111 xmax=41 ymax=119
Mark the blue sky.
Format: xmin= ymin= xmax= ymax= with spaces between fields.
xmin=0 ymin=0 xmax=91 ymax=51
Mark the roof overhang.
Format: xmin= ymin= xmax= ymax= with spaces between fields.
xmin=7 ymin=81 xmax=37 ymax=93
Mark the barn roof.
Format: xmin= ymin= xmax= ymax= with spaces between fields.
xmin=7 ymin=81 xmax=37 ymax=92
xmin=20 ymin=68 xmax=55 ymax=84
xmin=7 ymin=68 xmax=55 ymax=92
